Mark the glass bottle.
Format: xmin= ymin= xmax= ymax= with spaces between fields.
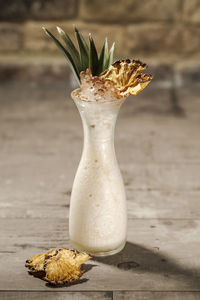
xmin=69 ymin=90 xmax=127 ymax=256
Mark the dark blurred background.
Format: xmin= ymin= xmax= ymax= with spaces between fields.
xmin=0 ymin=0 xmax=199 ymax=88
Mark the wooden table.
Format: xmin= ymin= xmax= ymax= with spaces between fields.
xmin=0 ymin=83 xmax=200 ymax=299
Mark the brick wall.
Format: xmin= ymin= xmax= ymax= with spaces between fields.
xmin=0 ymin=0 xmax=200 ymax=84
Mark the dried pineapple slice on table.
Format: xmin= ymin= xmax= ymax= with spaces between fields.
xmin=44 ymin=253 xmax=83 ymax=284
xmin=25 ymin=248 xmax=91 ymax=285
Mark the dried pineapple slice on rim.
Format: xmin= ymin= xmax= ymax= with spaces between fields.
xmin=100 ymin=59 xmax=153 ymax=97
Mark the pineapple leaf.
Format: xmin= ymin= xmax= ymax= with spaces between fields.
xmin=103 ymin=39 xmax=109 ymax=70
xmin=74 ymin=27 xmax=89 ymax=70
xmin=42 ymin=27 xmax=80 ymax=83
xmin=108 ymin=42 xmax=115 ymax=66
xmin=98 ymin=39 xmax=106 ymax=74
xmin=43 ymin=26 xmax=115 ymax=81
xmin=89 ymin=34 xmax=99 ymax=76
xmin=56 ymin=26 xmax=81 ymax=73
xmin=103 ymin=41 xmax=115 ymax=70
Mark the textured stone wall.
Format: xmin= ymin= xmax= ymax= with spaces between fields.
xmin=0 ymin=0 xmax=200 ymax=85
xmin=0 ymin=0 xmax=199 ymax=60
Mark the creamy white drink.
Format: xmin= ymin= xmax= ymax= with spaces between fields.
xmin=69 ymin=92 xmax=127 ymax=256
xmin=44 ymin=25 xmax=153 ymax=257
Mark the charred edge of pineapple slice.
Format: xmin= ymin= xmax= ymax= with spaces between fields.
xmin=25 ymin=253 xmax=45 ymax=272
xmin=25 ymin=249 xmax=58 ymax=272
xmin=111 ymin=59 xmax=147 ymax=70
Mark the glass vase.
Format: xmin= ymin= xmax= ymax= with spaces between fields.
xmin=69 ymin=89 xmax=127 ymax=256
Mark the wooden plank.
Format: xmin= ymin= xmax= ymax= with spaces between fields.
xmin=0 ymin=291 xmax=112 ymax=300
xmin=0 ymin=218 xmax=200 ymax=291
xmin=121 ymin=163 xmax=200 ymax=191
xmin=1 ymin=102 xmax=200 ymax=166
xmin=121 ymin=86 xmax=200 ymax=119
xmin=114 ymin=291 xmax=200 ymax=300
xmin=126 ymin=190 xmax=200 ymax=219
xmin=0 ymin=86 xmax=199 ymax=196
xmin=1 ymin=189 xmax=200 ymax=219
xmin=1 ymin=157 xmax=199 ymax=199
xmin=0 ymin=100 xmax=200 ymax=218
xmin=0 ymin=79 xmax=200 ymax=295
xmin=0 ymin=86 xmax=200 ymax=221
xmin=0 ymin=87 xmax=200 ymax=168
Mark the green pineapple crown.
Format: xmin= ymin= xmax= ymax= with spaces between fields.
xmin=43 ymin=26 xmax=115 ymax=84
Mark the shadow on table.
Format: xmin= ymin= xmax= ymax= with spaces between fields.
xmin=44 ymin=264 xmax=97 ymax=288
xmin=45 ymin=278 xmax=89 ymax=288
xmin=93 ymin=241 xmax=200 ymax=290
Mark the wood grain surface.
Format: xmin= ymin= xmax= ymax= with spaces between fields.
xmin=0 ymin=84 xmax=199 ymax=299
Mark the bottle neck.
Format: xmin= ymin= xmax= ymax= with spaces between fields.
xmin=74 ymin=98 xmax=124 ymax=145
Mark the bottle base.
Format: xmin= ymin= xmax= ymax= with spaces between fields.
xmin=70 ymin=240 xmax=126 ymax=257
